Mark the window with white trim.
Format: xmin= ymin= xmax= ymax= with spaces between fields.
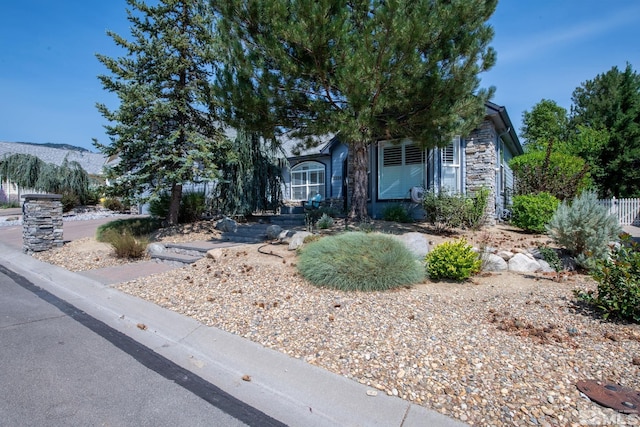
xmin=441 ymin=136 xmax=461 ymax=193
xmin=291 ymin=161 xmax=325 ymax=201
xmin=378 ymin=139 xmax=425 ymax=199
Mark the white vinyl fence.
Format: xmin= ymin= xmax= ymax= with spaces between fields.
xmin=598 ymin=197 xmax=640 ymax=226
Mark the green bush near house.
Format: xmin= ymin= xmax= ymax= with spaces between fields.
xmin=297 ymin=232 xmax=424 ymax=291
xmin=425 ymin=238 xmax=481 ymax=282
xmin=381 ymin=203 xmax=413 ymax=223
xmin=511 ymin=192 xmax=559 ymax=233
xmin=422 ymin=187 xmax=489 ymax=231
xmin=575 ymin=235 xmax=640 ymax=323
xmin=316 ymin=213 xmax=334 ymax=229
xmin=149 ymin=191 xmax=206 ymax=223
xmin=546 ymin=191 xmax=621 ymax=269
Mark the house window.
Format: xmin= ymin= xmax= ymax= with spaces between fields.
xmin=378 ymin=139 xmax=425 ymax=199
xmin=291 ymin=161 xmax=325 ymax=201
xmin=441 ymin=136 xmax=461 ymax=193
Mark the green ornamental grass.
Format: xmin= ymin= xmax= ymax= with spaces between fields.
xmin=297 ymin=232 xmax=424 ymax=291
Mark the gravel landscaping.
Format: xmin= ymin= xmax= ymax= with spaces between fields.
xmin=32 ymin=220 xmax=640 ymax=426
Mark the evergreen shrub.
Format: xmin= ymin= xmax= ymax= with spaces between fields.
xmin=61 ymin=191 xmax=79 ymax=212
xmin=102 ymin=197 xmax=125 ymax=213
xmin=511 ymin=192 xmax=559 ymax=233
xmin=425 ymin=238 xmax=481 ymax=282
xmin=422 ymin=187 xmax=490 ymax=231
xmin=538 ymin=246 xmax=563 ymax=272
xmin=297 ymin=232 xmax=424 ymax=291
xmin=382 ymin=203 xmax=413 ymax=223
xmin=179 ymin=191 xmax=206 ymax=223
xmin=422 ymin=190 xmax=468 ymax=231
xmin=149 ymin=191 xmax=206 ymax=223
xmin=575 ymin=235 xmax=640 ymax=323
xmin=316 ymin=213 xmax=334 ymax=229
xmin=546 ymin=191 xmax=621 ymax=269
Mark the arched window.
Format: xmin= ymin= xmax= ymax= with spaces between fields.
xmin=291 ymin=161 xmax=325 ymax=201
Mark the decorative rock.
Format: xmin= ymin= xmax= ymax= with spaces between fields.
xmin=206 ymin=248 xmax=225 ymax=262
xmin=146 ymin=243 xmax=165 ymax=256
xmin=215 ymin=217 xmax=237 ymax=233
xmin=392 ymin=232 xmax=430 ymax=258
xmin=482 ymin=253 xmax=508 ymax=272
xmin=496 ymin=250 xmax=514 ymax=261
xmin=508 ymin=253 xmax=541 ymax=272
xmin=266 ymin=224 xmax=283 ymax=240
xmin=537 ymin=259 xmax=556 ymax=273
xmin=288 ymin=231 xmax=313 ymax=250
xmin=278 ymin=229 xmax=297 ymax=242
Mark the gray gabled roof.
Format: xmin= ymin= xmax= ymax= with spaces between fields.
xmin=0 ymin=142 xmax=108 ymax=175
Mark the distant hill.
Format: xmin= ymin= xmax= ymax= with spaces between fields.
xmin=0 ymin=141 xmax=107 ymax=175
xmin=12 ymin=141 xmax=93 ymax=153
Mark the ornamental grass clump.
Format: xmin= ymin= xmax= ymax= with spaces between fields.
xmin=425 ymin=238 xmax=481 ymax=282
xmin=102 ymin=229 xmax=148 ymax=259
xmin=297 ymin=232 xmax=424 ymax=291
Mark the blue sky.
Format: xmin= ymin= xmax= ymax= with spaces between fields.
xmin=1 ymin=0 xmax=639 ymax=152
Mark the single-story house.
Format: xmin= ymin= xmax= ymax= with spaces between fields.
xmin=279 ymin=102 xmax=523 ymax=224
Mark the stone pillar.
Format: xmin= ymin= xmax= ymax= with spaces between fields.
xmin=466 ymin=121 xmax=498 ymax=226
xmin=22 ymin=194 xmax=64 ymax=253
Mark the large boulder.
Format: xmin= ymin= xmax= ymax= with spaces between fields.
xmin=266 ymin=224 xmax=283 ymax=240
xmin=392 ymin=232 xmax=430 ymax=259
xmin=288 ymin=231 xmax=313 ymax=250
xmin=482 ymin=253 xmax=508 ymax=272
xmin=215 ymin=217 xmax=237 ymax=233
xmin=278 ymin=229 xmax=297 ymax=242
xmin=508 ymin=253 xmax=541 ymax=273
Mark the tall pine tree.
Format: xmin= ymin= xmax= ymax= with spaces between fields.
xmin=570 ymin=64 xmax=640 ymax=197
xmin=95 ymin=0 xmax=224 ymax=224
xmin=215 ymin=0 xmax=497 ymax=220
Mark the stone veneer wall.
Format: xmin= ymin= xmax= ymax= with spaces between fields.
xmin=466 ymin=120 xmax=497 ymax=225
xmin=22 ymin=194 xmax=64 ymax=253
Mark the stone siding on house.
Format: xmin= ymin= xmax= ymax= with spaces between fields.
xmin=465 ymin=120 xmax=497 ymax=225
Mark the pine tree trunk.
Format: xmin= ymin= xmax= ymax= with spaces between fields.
xmin=349 ymin=139 xmax=369 ymax=221
xmin=168 ymin=183 xmax=182 ymax=225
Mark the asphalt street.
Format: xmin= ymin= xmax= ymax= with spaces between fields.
xmin=0 ymin=264 xmax=283 ymax=427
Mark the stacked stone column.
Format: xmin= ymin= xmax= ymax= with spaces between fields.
xmin=22 ymin=194 xmax=64 ymax=253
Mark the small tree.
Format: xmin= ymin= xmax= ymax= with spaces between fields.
xmin=214 ymin=130 xmax=283 ymax=216
xmin=509 ymin=142 xmax=591 ymax=200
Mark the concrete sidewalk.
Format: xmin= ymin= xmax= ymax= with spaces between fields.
xmin=0 ymin=219 xmax=464 ymax=426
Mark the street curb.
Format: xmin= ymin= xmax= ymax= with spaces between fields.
xmin=0 ymin=242 xmax=466 ymax=427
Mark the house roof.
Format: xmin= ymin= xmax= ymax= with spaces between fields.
xmin=485 ymin=102 xmax=524 ymax=156
xmin=278 ymin=102 xmax=523 ymax=158
xmin=0 ymin=141 xmax=108 ymax=175
xmin=279 ymin=133 xmax=338 ymax=159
